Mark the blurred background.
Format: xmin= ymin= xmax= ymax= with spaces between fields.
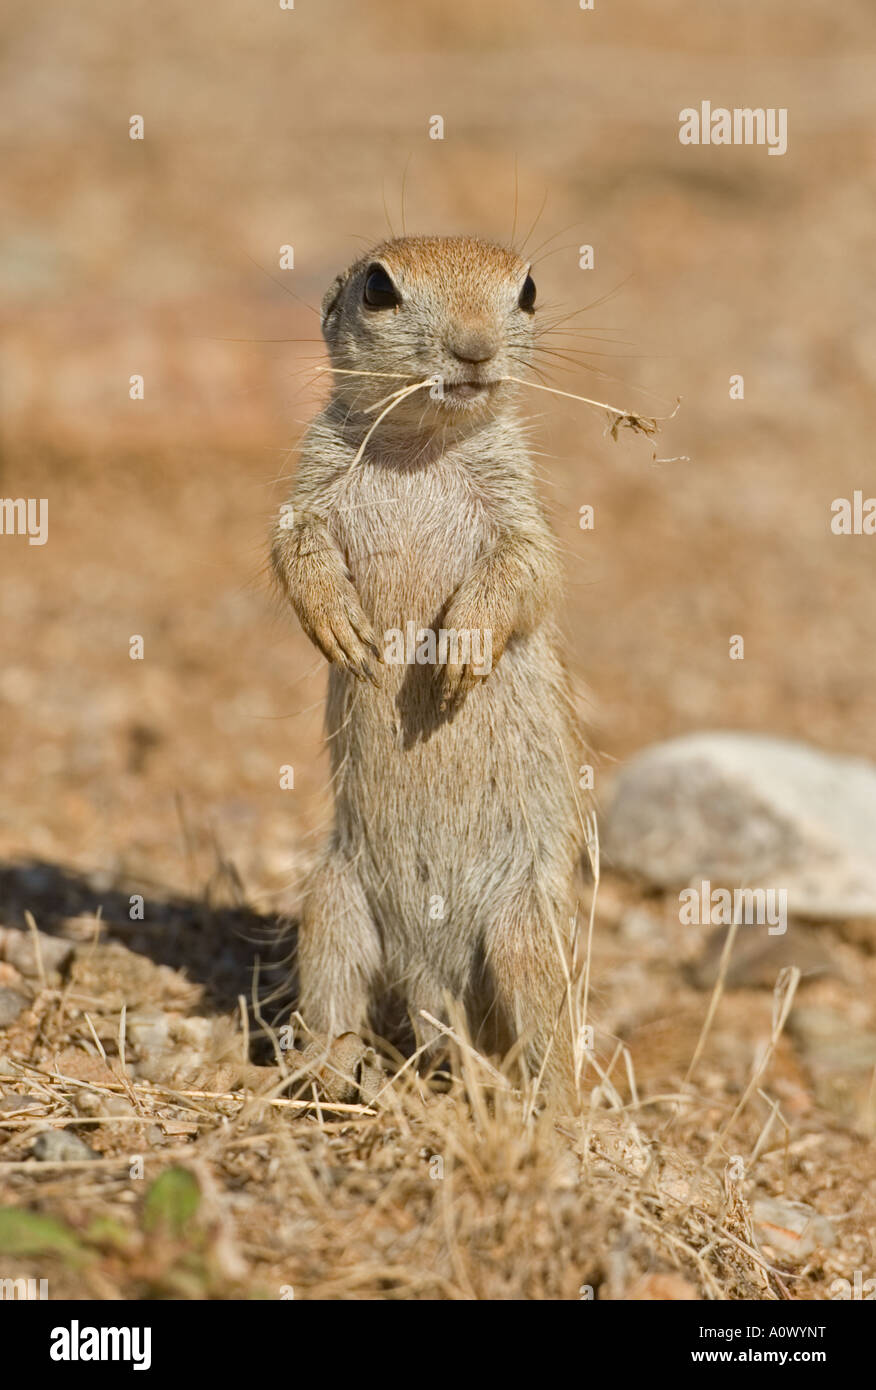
xmin=1 ymin=0 xmax=875 ymax=912
xmin=3 ymin=4 xmax=876 ymax=1298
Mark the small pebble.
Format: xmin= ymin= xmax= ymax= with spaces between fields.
xmin=31 ymin=1130 xmax=99 ymax=1162
xmin=753 ymin=1197 xmax=836 ymax=1261
xmin=0 ymin=926 xmax=73 ymax=978
xmin=76 ymin=1089 xmax=135 ymax=1118
xmin=0 ymin=1093 xmax=43 ymax=1114
xmin=126 ymin=1007 xmax=170 ymax=1054
xmin=0 ymin=987 xmax=28 ymax=1027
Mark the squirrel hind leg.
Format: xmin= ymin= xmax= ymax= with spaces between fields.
xmin=482 ymin=895 xmax=579 ymax=1108
xmin=297 ymin=852 xmax=381 ymax=1040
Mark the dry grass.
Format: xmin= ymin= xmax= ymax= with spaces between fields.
xmin=2 ymin=0 xmax=876 ymax=1303
xmin=1 ymin=844 xmax=872 ymax=1301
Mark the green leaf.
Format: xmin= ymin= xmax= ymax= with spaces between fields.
xmin=0 ymin=1207 xmax=88 ymax=1263
xmin=84 ymin=1215 xmax=136 ymax=1252
xmin=143 ymin=1167 xmax=201 ymax=1236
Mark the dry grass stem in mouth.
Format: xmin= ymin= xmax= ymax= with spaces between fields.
xmin=349 ymin=378 xmax=439 ymax=465
xmin=316 ymin=367 xmax=687 ymax=465
xmin=362 ymin=378 xmax=441 ymax=415
xmin=501 ymin=376 xmax=685 ymax=459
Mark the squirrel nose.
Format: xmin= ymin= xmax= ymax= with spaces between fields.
xmin=446 ymin=330 xmax=498 ymax=365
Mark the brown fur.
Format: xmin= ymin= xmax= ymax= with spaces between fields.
xmin=271 ymin=236 xmax=585 ymax=1099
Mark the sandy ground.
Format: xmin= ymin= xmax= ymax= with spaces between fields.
xmin=0 ymin=0 xmax=874 ymax=1300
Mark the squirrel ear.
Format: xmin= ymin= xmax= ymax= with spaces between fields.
xmin=321 ymin=272 xmax=347 ymax=326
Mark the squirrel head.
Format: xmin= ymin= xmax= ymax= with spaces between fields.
xmin=320 ymin=235 xmax=535 ymax=433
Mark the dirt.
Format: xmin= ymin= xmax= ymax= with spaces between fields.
xmin=0 ymin=0 xmax=874 ymax=1300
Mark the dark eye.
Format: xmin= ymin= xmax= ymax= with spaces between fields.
xmin=363 ymin=265 xmax=400 ymax=310
xmin=518 ymin=274 xmax=536 ymax=313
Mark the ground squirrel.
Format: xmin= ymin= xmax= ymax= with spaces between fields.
xmin=271 ymin=235 xmax=585 ymax=1098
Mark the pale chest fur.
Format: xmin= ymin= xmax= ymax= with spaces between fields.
xmin=327 ymin=457 xmax=498 ymax=630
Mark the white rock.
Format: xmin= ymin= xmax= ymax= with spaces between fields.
xmin=753 ymin=1197 xmax=836 ymax=1261
xmin=0 ymin=925 xmax=73 ymax=976
xmin=604 ymin=732 xmax=876 ymax=919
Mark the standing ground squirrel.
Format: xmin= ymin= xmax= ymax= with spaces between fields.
xmin=271 ymin=235 xmax=585 ymax=1099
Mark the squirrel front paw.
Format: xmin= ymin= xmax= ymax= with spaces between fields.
xmin=436 ymin=589 xmax=507 ymax=710
xmin=300 ymin=578 xmax=382 ymax=686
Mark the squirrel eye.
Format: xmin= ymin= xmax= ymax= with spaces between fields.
xmin=363 ymin=266 xmax=400 ymax=310
xmin=518 ymin=274 xmax=536 ymax=313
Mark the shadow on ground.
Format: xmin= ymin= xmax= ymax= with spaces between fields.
xmin=0 ymin=860 xmax=296 ymax=1031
